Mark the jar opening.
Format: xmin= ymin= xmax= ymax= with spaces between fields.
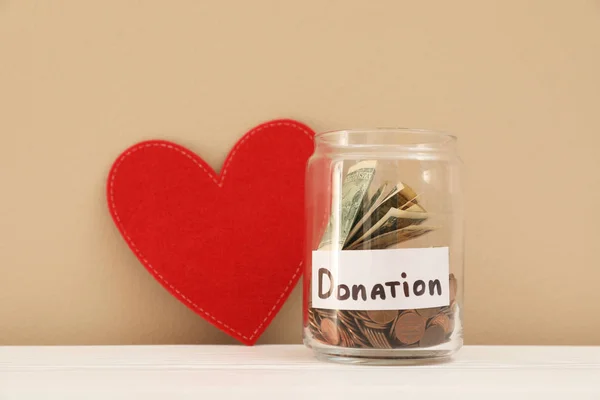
xmin=315 ymin=128 xmax=456 ymax=152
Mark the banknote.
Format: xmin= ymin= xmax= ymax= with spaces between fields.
xmin=346 ymin=225 xmax=435 ymax=250
xmin=345 ymin=181 xmax=424 ymax=247
xmin=318 ymin=160 xmax=377 ymax=250
xmin=344 ymin=207 xmax=428 ymax=249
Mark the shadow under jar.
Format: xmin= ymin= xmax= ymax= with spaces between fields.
xmin=303 ymin=128 xmax=464 ymax=365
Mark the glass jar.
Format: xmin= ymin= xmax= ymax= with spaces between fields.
xmin=303 ymin=128 xmax=464 ymax=364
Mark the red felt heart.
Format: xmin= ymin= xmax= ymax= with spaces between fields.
xmin=107 ymin=119 xmax=316 ymax=345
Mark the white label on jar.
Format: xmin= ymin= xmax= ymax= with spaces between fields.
xmin=311 ymin=247 xmax=450 ymax=310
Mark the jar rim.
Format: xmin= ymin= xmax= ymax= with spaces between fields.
xmin=315 ymin=128 xmax=457 ymax=152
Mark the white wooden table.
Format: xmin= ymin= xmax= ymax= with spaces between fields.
xmin=0 ymin=345 xmax=599 ymax=399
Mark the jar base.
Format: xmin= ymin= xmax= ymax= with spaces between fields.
xmin=314 ymin=350 xmax=454 ymax=366
xmin=306 ymin=336 xmax=462 ymax=366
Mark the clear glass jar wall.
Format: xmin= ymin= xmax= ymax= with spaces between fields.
xmin=303 ymin=129 xmax=464 ymax=364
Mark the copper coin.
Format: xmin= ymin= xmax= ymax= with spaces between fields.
xmin=315 ymin=308 xmax=335 ymax=319
xmin=341 ymin=320 xmax=364 ymax=344
xmin=349 ymin=310 xmax=371 ymax=322
xmin=429 ymin=313 xmax=451 ymax=334
xmin=372 ymin=329 xmax=392 ymax=349
xmin=339 ymin=326 xmax=353 ymax=347
xmin=320 ymin=318 xmax=340 ymax=345
xmin=337 ymin=311 xmax=358 ymax=329
xmin=449 ymin=274 xmax=458 ymax=303
xmin=348 ymin=327 xmax=369 ymax=348
xmin=363 ymin=319 xmax=389 ymax=330
xmin=363 ymin=327 xmax=391 ymax=349
xmin=367 ymin=310 xmax=398 ymax=324
xmin=416 ymin=307 xmax=441 ymax=318
xmin=353 ymin=316 xmax=368 ymax=332
xmin=389 ymin=313 xmax=400 ymax=338
xmin=354 ymin=320 xmax=377 ymax=348
xmin=364 ymin=327 xmax=379 ymax=348
xmin=442 ymin=304 xmax=455 ymax=317
xmin=394 ymin=312 xmax=426 ymax=345
xmin=419 ymin=325 xmax=446 ymax=347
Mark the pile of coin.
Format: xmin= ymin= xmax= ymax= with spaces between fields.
xmin=308 ymin=274 xmax=457 ymax=349
xmin=309 ymin=160 xmax=459 ymax=349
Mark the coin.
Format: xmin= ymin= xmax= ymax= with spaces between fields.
xmin=348 ymin=310 xmax=371 ymax=322
xmin=373 ymin=329 xmax=392 ymax=349
xmin=363 ymin=326 xmax=392 ymax=349
xmin=416 ymin=307 xmax=440 ymax=318
xmin=348 ymin=325 xmax=370 ymax=348
xmin=429 ymin=313 xmax=451 ymax=334
xmin=394 ymin=312 xmax=426 ymax=345
xmin=320 ymin=318 xmax=340 ymax=345
xmin=339 ymin=325 xmax=353 ymax=347
xmin=389 ymin=314 xmax=400 ymax=339
xmin=419 ymin=325 xmax=446 ymax=347
xmin=308 ymin=319 xmax=320 ymax=333
xmin=339 ymin=313 xmax=368 ymax=346
xmin=314 ymin=308 xmax=336 ymax=319
xmin=367 ymin=310 xmax=398 ymax=324
xmin=307 ymin=309 xmax=323 ymax=338
xmin=449 ymin=274 xmax=458 ymax=303
xmin=337 ymin=310 xmax=358 ymax=328
xmin=355 ymin=317 xmax=381 ymax=348
xmin=363 ymin=327 xmax=379 ymax=348
xmin=363 ymin=319 xmax=390 ymax=329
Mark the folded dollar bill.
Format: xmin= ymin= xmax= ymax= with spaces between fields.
xmin=346 ymin=226 xmax=435 ymax=250
xmin=318 ymin=160 xmax=434 ymax=251
xmin=318 ymin=160 xmax=377 ymax=250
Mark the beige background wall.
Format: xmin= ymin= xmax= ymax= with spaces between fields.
xmin=1 ymin=1 xmax=599 ymax=345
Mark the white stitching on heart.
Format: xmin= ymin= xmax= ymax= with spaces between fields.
xmin=109 ymin=121 xmax=313 ymax=341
